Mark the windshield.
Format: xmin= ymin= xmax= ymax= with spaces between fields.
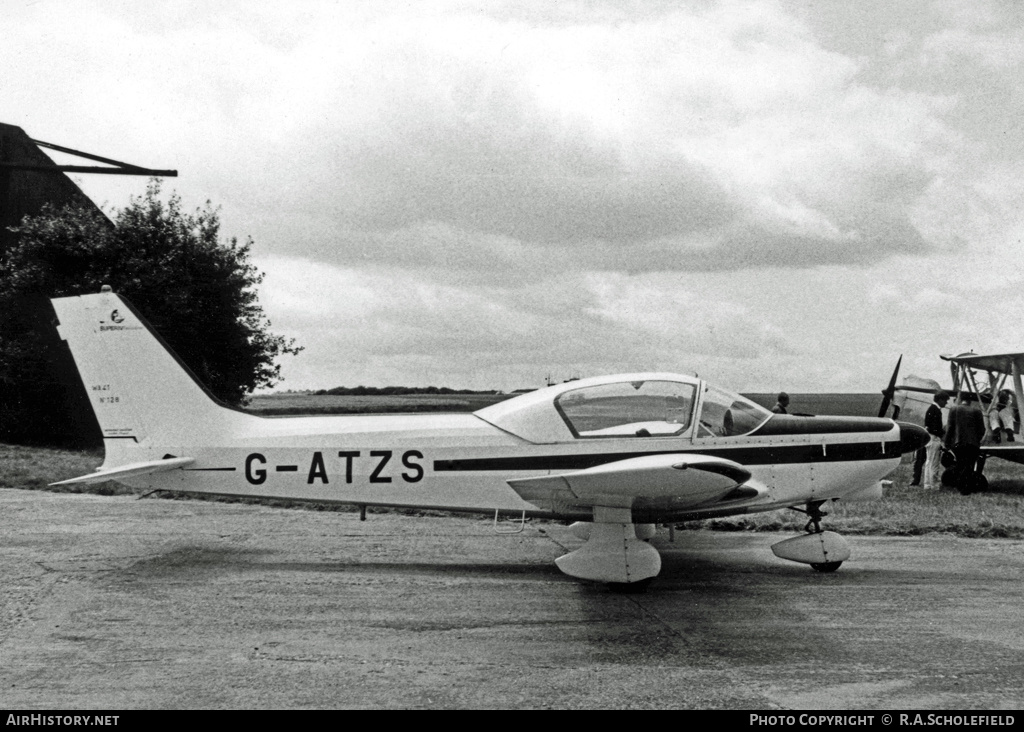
xmin=696 ymin=385 xmax=771 ymax=438
xmin=555 ymin=380 xmax=697 ymax=438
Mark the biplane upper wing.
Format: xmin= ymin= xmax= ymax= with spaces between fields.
xmin=940 ymin=352 xmax=1024 ymax=375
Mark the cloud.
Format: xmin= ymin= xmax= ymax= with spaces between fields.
xmin=867 ymin=282 xmax=963 ymax=314
xmin=14 ymin=2 xmax=950 ymax=279
xmin=9 ymin=1 xmax=972 ymax=279
xmin=255 ymin=253 xmax=803 ymax=390
xmin=8 ymin=1 xmax=1024 ymax=393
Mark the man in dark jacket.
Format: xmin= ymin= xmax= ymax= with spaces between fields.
xmin=944 ymin=394 xmax=986 ymax=490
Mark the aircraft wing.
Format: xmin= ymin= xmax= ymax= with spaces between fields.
xmin=506 ymin=453 xmax=756 ymax=511
xmin=50 ymin=456 xmax=195 ymax=486
xmin=941 ymin=352 xmax=1024 ymax=375
xmin=980 ymin=445 xmax=1024 ymax=466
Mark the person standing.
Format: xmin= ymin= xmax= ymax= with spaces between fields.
xmin=911 ymin=444 xmax=925 ymax=486
xmin=943 ymin=393 xmax=986 ymax=491
xmin=921 ymin=391 xmax=949 ymax=490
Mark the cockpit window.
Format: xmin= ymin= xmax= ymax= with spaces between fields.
xmin=555 ymin=380 xmax=696 ymax=438
xmin=696 ymin=385 xmax=771 ymax=438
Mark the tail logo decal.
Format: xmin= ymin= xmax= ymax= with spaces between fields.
xmin=100 ymin=309 xmax=141 ymax=332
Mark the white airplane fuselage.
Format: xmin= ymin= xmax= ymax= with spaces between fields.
xmin=105 ymin=407 xmax=904 ymax=523
xmin=51 ymin=289 xmax=928 ymax=584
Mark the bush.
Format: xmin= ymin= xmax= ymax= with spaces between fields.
xmin=0 ymin=181 xmax=301 ymax=445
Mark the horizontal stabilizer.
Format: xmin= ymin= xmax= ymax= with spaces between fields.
xmin=507 ymin=453 xmax=751 ymax=510
xmin=50 ymin=456 xmax=195 ymax=486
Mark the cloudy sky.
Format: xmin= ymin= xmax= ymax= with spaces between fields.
xmin=5 ymin=0 xmax=1024 ymax=393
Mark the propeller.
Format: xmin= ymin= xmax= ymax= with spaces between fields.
xmin=878 ymin=355 xmax=903 ymax=418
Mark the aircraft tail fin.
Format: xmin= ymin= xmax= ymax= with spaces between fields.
xmin=51 ymin=288 xmax=240 ymax=452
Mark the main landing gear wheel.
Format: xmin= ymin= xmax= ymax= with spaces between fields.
xmin=958 ymin=472 xmax=987 ymax=496
xmin=810 ymin=561 xmax=843 ymax=573
xmin=772 ymin=500 xmax=851 ymax=571
xmin=607 ymin=578 xmax=653 ymax=594
xmin=802 ymin=502 xmax=846 ymax=573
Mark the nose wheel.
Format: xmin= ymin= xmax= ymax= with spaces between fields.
xmin=810 ymin=560 xmax=843 ymax=572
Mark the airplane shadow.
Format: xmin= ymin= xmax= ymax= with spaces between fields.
xmin=118 ymin=537 xmax=898 ymax=588
xmin=984 ymin=478 xmax=1024 ymax=496
xmin=120 ymin=543 xmax=563 ymax=582
xmin=111 ymin=539 xmax=959 ymax=667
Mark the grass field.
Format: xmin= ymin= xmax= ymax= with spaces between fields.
xmin=6 ymin=391 xmax=1024 ymax=539
xmin=0 ymin=443 xmax=126 ymax=494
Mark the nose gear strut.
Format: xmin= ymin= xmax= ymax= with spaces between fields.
xmin=790 ymin=499 xmax=829 ymax=535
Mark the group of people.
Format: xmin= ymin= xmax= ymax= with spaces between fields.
xmin=769 ymin=386 xmax=1011 ymax=492
xmin=911 ymin=389 xmax=1014 ymax=490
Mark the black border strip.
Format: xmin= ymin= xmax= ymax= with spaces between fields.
xmin=751 ymin=415 xmax=892 ymax=436
xmin=434 ymin=440 xmax=901 ymax=472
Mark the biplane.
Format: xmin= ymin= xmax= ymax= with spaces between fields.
xmin=879 ymin=352 xmax=1024 ymax=493
xmin=49 ymin=288 xmax=929 ymax=588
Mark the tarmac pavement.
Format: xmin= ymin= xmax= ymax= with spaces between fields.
xmin=2 ymin=488 xmax=1023 ymax=710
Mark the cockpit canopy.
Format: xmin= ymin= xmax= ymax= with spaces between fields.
xmin=475 ymin=373 xmax=772 ymax=444
xmin=555 ymin=379 xmax=696 ymax=437
xmin=695 ymin=384 xmax=773 ymax=437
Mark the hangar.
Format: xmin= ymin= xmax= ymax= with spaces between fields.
xmin=0 ymin=121 xmax=176 ymax=444
xmin=0 ymin=121 xmax=176 ymax=253
xmin=0 ymin=122 xmax=108 ymax=253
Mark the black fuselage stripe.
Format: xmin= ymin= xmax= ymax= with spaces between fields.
xmin=433 ymin=440 xmax=900 ymax=472
xmin=751 ymin=416 xmax=892 ymax=436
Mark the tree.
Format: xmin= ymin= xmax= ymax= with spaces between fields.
xmin=0 ymin=181 xmax=302 ymax=445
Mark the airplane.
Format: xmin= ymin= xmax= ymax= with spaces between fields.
xmin=48 ymin=287 xmax=929 ymax=589
xmin=879 ymin=352 xmax=1024 ymax=494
